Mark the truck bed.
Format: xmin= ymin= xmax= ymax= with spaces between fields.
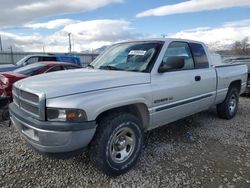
xmin=214 ymin=64 xmax=248 ymax=104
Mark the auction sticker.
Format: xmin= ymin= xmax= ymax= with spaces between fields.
xmin=128 ymin=50 xmax=146 ymax=56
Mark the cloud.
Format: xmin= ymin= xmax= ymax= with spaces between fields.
xmin=224 ymin=19 xmax=250 ymax=27
xmin=0 ymin=19 xmax=143 ymax=52
xmin=169 ymin=19 xmax=250 ymax=50
xmin=62 ymin=19 xmax=139 ymax=41
xmin=25 ymin=19 xmax=80 ymax=29
xmin=0 ymin=0 xmax=123 ymax=27
xmin=0 ymin=31 xmax=44 ymax=52
xmin=136 ymin=0 xmax=250 ymax=17
xmin=2 ymin=16 xmax=249 ymax=52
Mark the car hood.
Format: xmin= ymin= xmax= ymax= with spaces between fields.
xmin=1 ymin=72 xmax=27 ymax=78
xmin=1 ymin=72 xmax=27 ymax=85
xmin=15 ymin=68 xmax=151 ymax=98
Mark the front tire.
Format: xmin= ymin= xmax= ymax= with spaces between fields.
xmin=0 ymin=105 xmax=9 ymax=122
xmin=217 ymin=87 xmax=239 ymax=119
xmin=90 ymin=112 xmax=143 ymax=176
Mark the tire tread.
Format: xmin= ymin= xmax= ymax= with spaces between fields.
xmin=89 ymin=112 xmax=143 ymax=176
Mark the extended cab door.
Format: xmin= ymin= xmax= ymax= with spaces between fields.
xmin=151 ymin=41 xmax=216 ymax=129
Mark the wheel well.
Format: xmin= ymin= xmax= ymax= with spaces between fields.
xmin=229 ymin=80 xmax=241 ymax=93
xmin=96 ymin=103 xmax=150 ymax=130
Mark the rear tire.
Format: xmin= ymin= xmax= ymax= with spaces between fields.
xmin=90 ymin=112 xmax=143 ymax=176
xmin=217 ymin=87 xmax=239 ymax=119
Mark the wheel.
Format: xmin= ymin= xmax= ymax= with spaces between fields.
xmin=90 ymin=112 xmax=143 ymax=176
xmin=0 ymin=104 xmax=9 ymax=122
xmin=217 ymin=87 xmax=239 ymax=119
xmin=2 ymin=105 xmax=9 ymax=121
xmin=0 ymin=109 xmax=4 ymax=122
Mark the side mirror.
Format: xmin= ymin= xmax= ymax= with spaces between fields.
xmin=158 ymin=56 xmax=185 ymax=73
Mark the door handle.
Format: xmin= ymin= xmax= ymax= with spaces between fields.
xmin=195 ymin=76 xmax=201 ymax=81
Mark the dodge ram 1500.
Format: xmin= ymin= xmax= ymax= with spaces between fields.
xmin=9 ymin=38 xmax=248 ymax=176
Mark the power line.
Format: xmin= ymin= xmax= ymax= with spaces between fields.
xmin=161 ymin=33 xmax=167 ymax=38
xmin=9 ymin=46 xmax=14 ymax=64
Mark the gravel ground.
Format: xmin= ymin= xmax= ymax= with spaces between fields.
xmin=0 ymin=97 xmax=250 ymax=188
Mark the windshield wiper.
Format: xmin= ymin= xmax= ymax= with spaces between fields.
xmin=99 ymin=65 xmax=122 ymax=71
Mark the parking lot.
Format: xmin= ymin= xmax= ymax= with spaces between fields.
xmin=0 ymin=97 xmax=249 ymax=188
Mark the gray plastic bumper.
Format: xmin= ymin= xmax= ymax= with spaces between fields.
xmin=9 ymin=103 xmax=96 ymax=153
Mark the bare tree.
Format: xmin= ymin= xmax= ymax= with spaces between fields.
xmin=232 ymin=37 xmax=250 ymax=55
xmin=241 ymin=37 xmax=249 ymax=55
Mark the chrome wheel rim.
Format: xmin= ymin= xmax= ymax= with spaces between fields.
xmin=109 ymin=126 xmax=136 ymax=163
xmin=229 ymin=94 xmax=237 ymax=115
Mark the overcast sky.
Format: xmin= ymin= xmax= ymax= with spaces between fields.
xmin=0 ymin=0 xmax=250 ymax=52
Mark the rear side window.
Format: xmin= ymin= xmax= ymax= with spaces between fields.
xmin=39 ymin=56 xmax=57 ymax=62
xmin=189 ymin=43 xmax=209 ymax=69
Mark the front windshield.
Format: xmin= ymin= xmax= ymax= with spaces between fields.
xmin=13 ymin=63 xmax=47 ymax=75
xmin=90 ymin=42 xmax=163 ymax=73
xmin=15 ymin=56 xmax=29 ymax=66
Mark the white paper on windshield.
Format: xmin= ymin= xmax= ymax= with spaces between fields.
xmin=128 ymin=50 xmax=146 ymax=56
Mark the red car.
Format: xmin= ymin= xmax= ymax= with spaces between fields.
xmin=0 ymin=61 xmax=81 ymax=100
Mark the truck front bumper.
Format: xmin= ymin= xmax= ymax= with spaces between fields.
xmin=9 ymin=103 xmax=96 ymax=154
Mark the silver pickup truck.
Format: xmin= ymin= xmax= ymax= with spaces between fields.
xmin=9 ymin=38 xmax=248 ymax=176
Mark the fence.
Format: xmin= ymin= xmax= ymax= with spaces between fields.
xmin=0 ymin=52 xmax=99 ymax=66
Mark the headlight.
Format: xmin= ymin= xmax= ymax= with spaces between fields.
xmin=47 ymin=108 xmax=87 ymax=122
xmin=0 ymin=75 xmax=9 ymax=87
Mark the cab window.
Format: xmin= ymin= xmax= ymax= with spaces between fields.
xmin=39 ymin=56 xmax=57 ymax=62
xmin=189 ymin=43 xmax=209 ymax=69
xmin=162 ymin=42 xmax=194 ymax=70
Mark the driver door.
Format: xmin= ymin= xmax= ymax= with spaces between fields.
xmin=151 ymin=41 xmax=215 ymax=128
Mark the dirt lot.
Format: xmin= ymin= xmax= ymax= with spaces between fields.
xmin=0 ymin=97 xmax=250 ymax=188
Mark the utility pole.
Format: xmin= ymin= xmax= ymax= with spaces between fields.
xmin=68 ymin=33 xmax=72 ymax=53
xmin=161 ymin=33 xmax=167 ymax=38
xmin=0 ymin=35 xmax=3 ymax=52
xmin=9 ymin=45 xmax=14 ymax=64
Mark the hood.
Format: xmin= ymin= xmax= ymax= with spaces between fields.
xmin=0 ymin=72 xmax=27 ymax=90
xmin=0 ymin=64 xmax=19 ymax=72
xmin=15 ymin=68 xmax=150 ymax=98
xmin=1 ymin=72 xmax=27 ymax=84
xmin=1 ymin=72 xmax=27 ymax=78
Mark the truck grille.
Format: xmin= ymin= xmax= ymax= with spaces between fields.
xmin=12 ymin=86 xmax=45 ymax=119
